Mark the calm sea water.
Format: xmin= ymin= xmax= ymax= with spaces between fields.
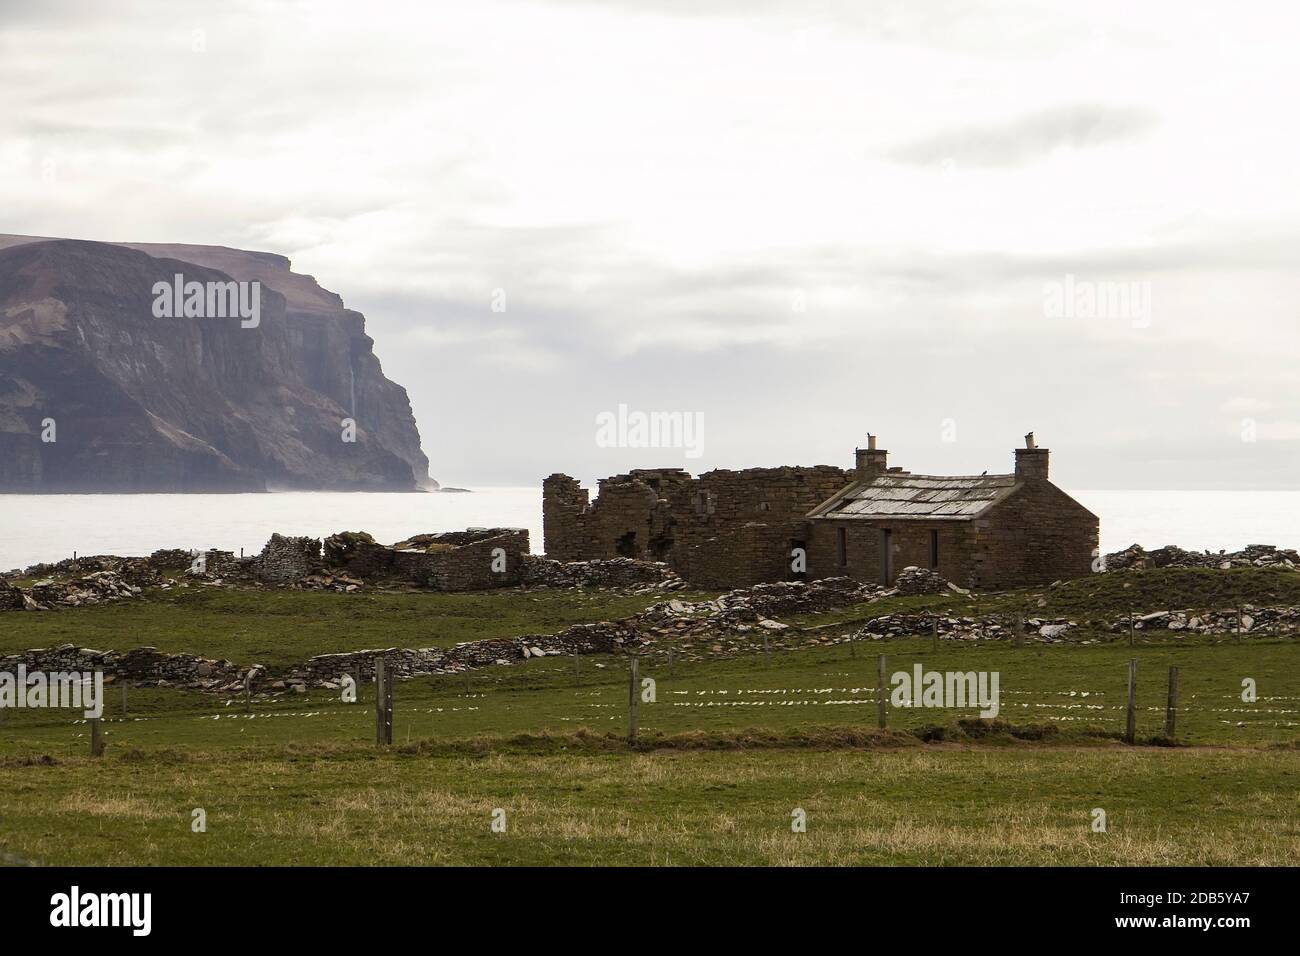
xmin=2 ymin=487 xmax=1298 ymax=571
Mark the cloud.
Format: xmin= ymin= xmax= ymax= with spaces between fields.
xmin=887 ymin=104 xmax=1159 ymax=168
xmin=3 ymin=0 xmax=1300 ymax=489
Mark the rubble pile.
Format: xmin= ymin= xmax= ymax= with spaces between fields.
xmin=519 ymin=555 xmax=687 ymax=592
xmin=1108 ymin=605 xmax=1298 ymax=635
xmin=853 ymin=613 xmax=1079 ymax=643
xmin=893 ymin=566 xmax=950 ymax=595
xmin=638 ymin=576 xmax=880 ymax=633
xmin=1104 ymin=543 xmax=1300 ymax=571
xmin=20 ymin=570 xmax=149 ymax=610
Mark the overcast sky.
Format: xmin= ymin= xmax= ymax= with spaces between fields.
xmin=5 ymin=0 xmax=1300 ymax=489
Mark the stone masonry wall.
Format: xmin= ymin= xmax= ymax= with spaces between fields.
xmin=967 ymin=480 xmax=1097 ymax=588
xmin=807 ymin=519 xmax=971 ymax=586
xmin=542 ymin=466 xmax=850 ymax=589
xmin=257 ymin=534 xmax=324 ymax=583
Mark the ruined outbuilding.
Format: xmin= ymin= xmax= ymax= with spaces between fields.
xmin=544 ymin=434 xmax=1098 ymax=590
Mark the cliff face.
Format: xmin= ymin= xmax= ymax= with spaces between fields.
xmin=0 ymin=236 xmax=433 ymax=492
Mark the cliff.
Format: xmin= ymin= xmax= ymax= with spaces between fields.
xmin=0 ymin=236 xmax=433 ymax=492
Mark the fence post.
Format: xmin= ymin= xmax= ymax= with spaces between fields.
xmin=1165 ymin=665 xmax=1179 ymax=740
xmin=1236 ymin=606 xmax=1243 ymax=644
xmin=1125 ymin=659 xmax=1137 ymax=744
xmin=244 ymin=670 xmax=252 ymax=713
xmin=763 ymin=633 xmax=770 ymax=666
xmin=627 ymin=655 xmax=639 ymax=743
xmin=375 ymin=658 xmax=393 ymax=746
xmin=90 ymin=717 xmax=104 ymax=757
xmin=1128 ymin=611 xmax=1135 ymax=648
xmin=877 ymin=654 xmax=887 ymax=730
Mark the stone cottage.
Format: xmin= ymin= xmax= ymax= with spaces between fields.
xmin=543 ymin=434 xmax=1098 ymax=590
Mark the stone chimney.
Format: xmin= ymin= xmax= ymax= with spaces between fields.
xmin=1014 ymin=432 xmax=1049 ymax=481
xmin=855 ymin=434 xmax=889 ymax=480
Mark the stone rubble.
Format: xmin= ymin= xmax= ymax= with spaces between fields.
xmin=852 ymin=613 xmax=1079 ymax=643
xmin=4 ymin=569 xmax=154 ymax=610
xmin=1103 ymin=543 xmax=1300 ymax=572
xmin=517 ymin=554 xmax=688 ymax=592
xmin=893 ymin=565 xmax=950 ymax=595
xmin=1106 ymin=604 xmax=1297 ymax=635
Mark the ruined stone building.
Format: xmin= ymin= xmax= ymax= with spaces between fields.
xmin=543 ymin=434 xmax=1099 ymax=590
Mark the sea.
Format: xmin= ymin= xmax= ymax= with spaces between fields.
xmin=2 ymin=488 xmax=1300 ymax=572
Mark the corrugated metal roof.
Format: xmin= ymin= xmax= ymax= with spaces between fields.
xmin=809 ymin=473 xmax=1018 ymax=521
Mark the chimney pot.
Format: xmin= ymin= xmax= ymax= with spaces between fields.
xmin=1014 ymin=435 xmax=1049 ymax=481
xmin=855 ymin=437 xmax=888 ymax=479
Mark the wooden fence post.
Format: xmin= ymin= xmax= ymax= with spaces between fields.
xmin=1128 ymin=611 xmax=1135 ymax=647
xmin=1125 ymin=659 xmax=1137 ymax=744
xmin=90 ymin=717 xmax=104 ymax=757
xmin=1236 ymin=606 xmax=1243 ymax=644
xmin=1165 ymin=665 xmax=1179 ymax=740
xmin=877 ymin=654 xmax=887 ymax=730
xmin=375 ymin=658 xmax=393 ymax=746
xmin=627 ymin=655 xmax=639 ymax=743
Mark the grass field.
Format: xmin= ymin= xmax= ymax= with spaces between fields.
xmin=0 ymin=586 xmax=694 ymax=667
xmin=2 ymin=744 xmax=1296 ymax=865
xmin=2 ymin=567 xmax=1299 ymax=866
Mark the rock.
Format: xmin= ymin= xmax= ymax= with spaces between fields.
xmin=895 ymin=566 xmax=949 ymax=596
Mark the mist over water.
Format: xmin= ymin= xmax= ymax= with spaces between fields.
xmin=3 ymin=488 xmax=1298 ymax=571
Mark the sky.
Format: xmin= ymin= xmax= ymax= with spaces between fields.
xmin=4 ymin=0 xmax=1300 ymax=489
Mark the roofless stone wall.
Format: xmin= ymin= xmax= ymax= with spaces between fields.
xmin=542 ymin=466 xmax=850 ymax=589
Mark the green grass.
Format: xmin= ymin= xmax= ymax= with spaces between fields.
xmin=0 ymin=586 xmax=697 ymax=668
xmin=1 ymin=744 xmax=1296 ymax=865
xmin=1 ymin=632 xmax=1296 ymax=754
